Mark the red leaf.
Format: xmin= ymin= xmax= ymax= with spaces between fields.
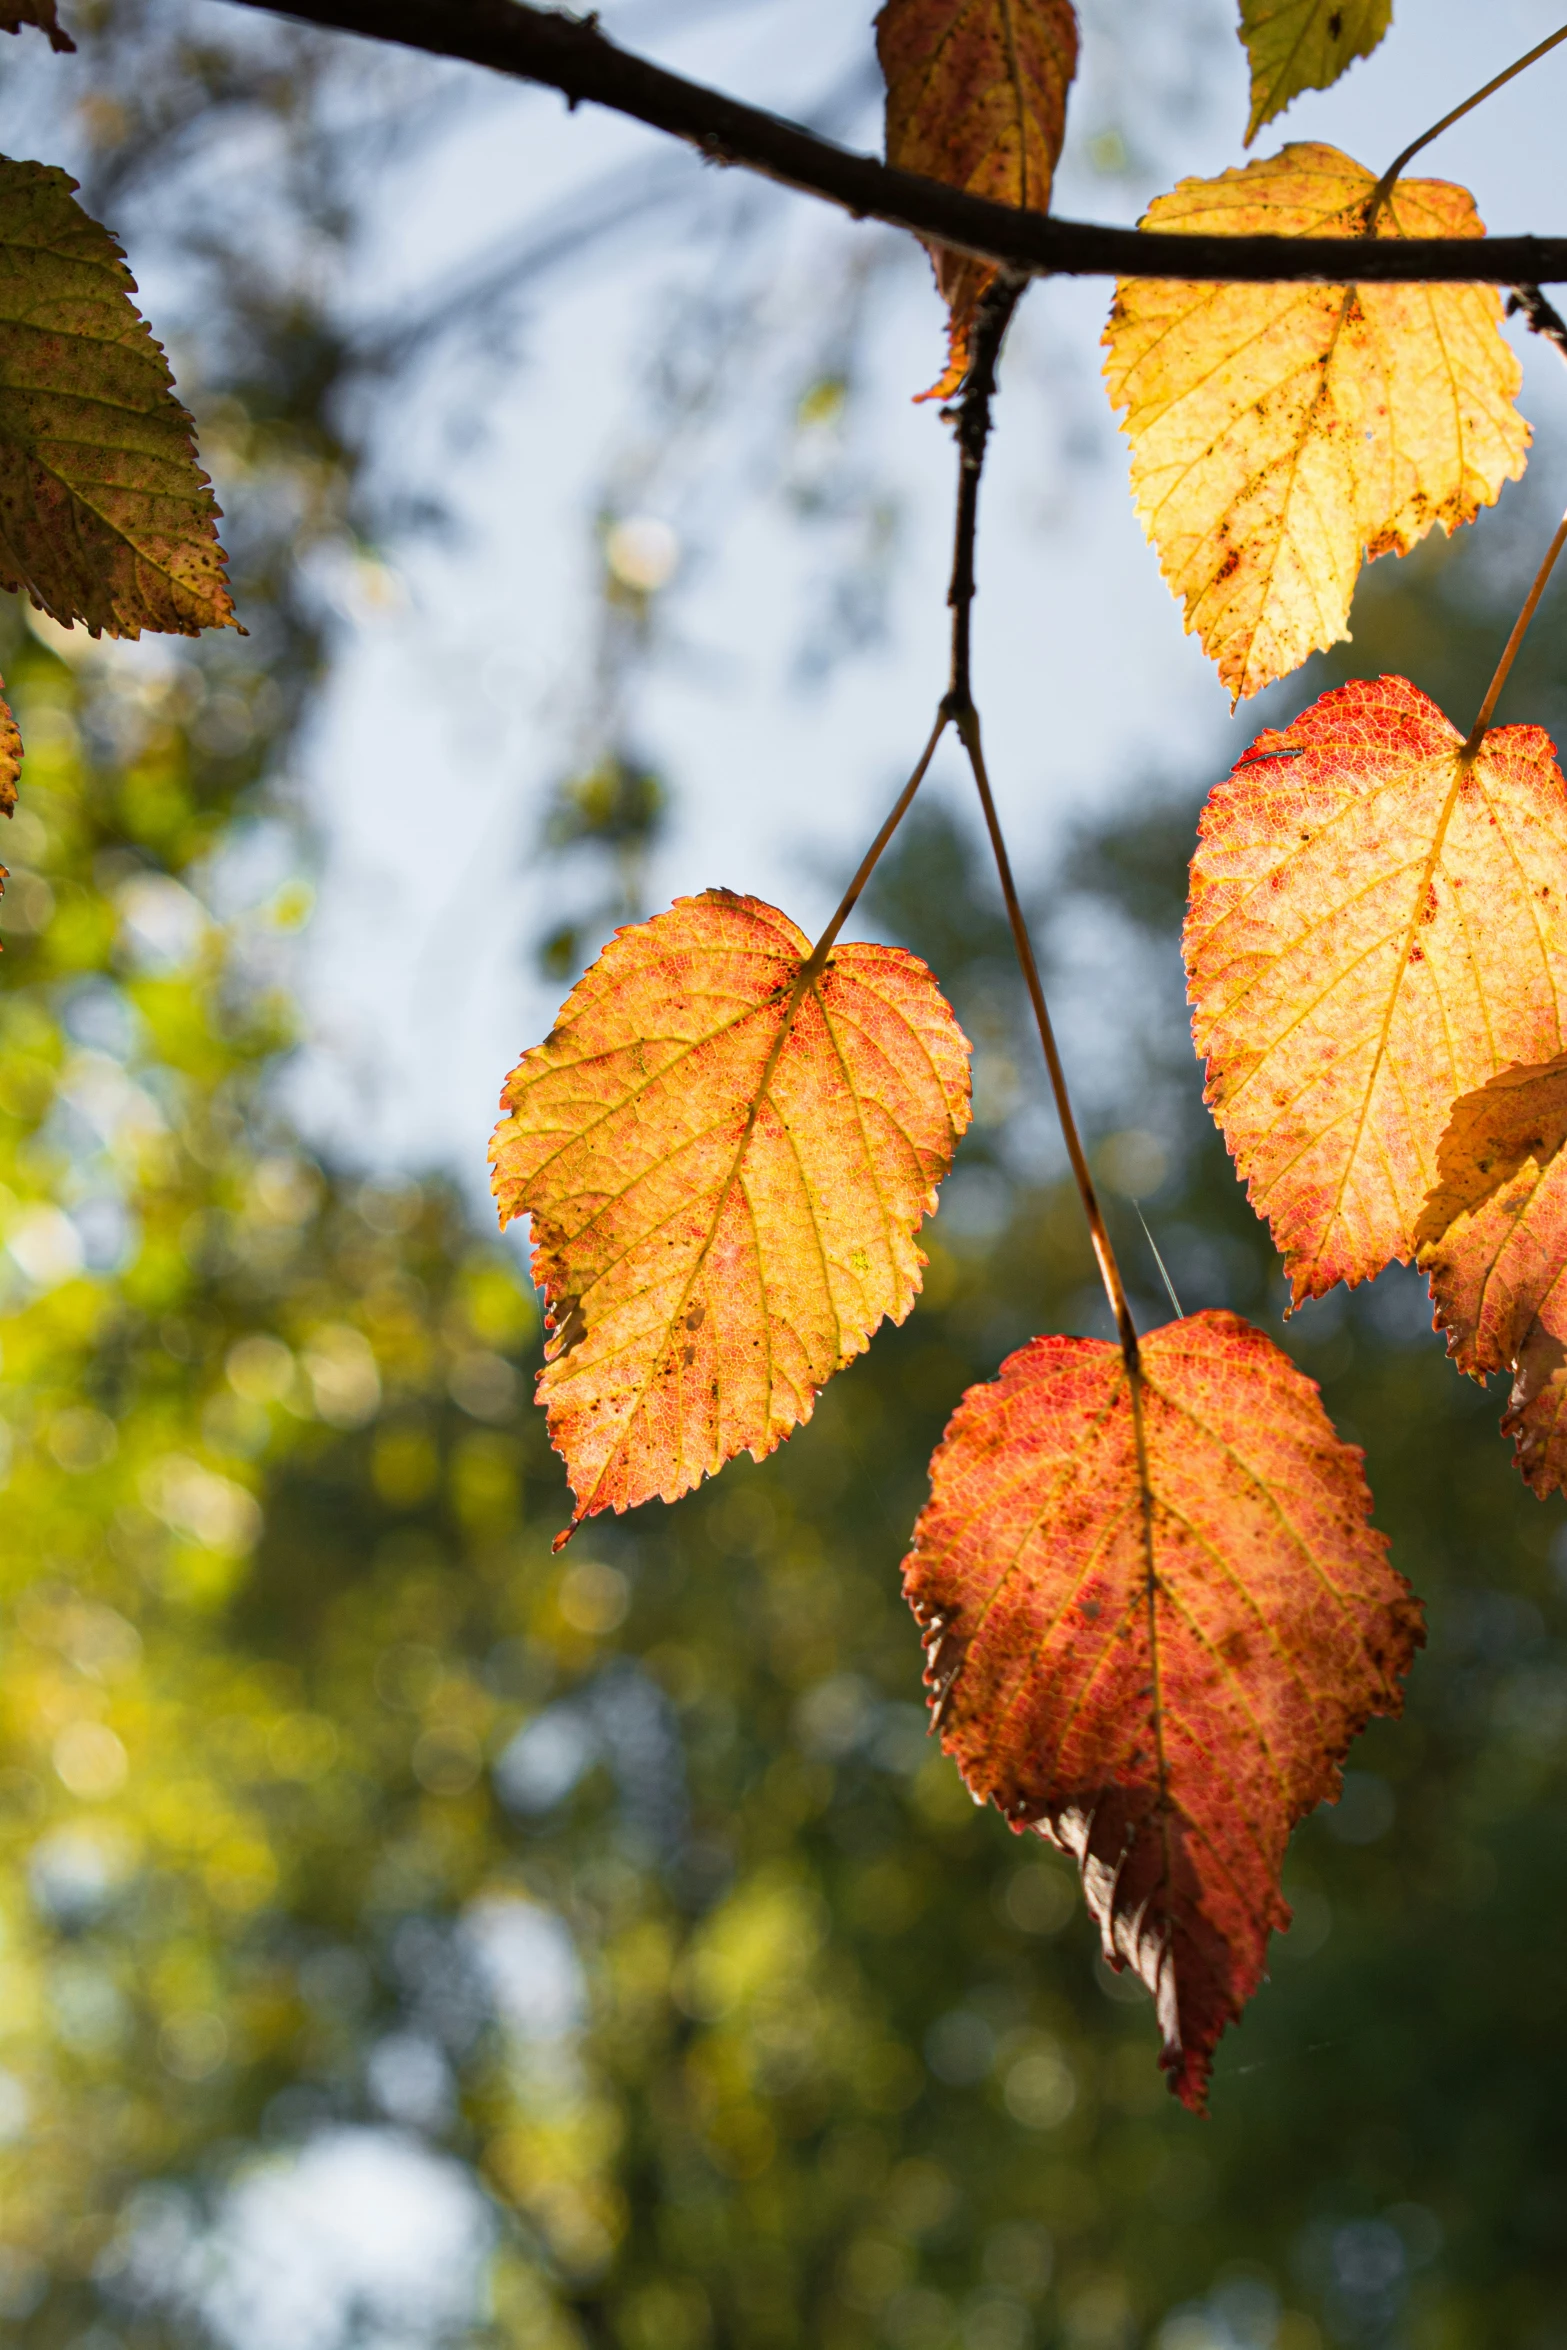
xmin=904 ymin=1310 xmax=1422 ymax=2108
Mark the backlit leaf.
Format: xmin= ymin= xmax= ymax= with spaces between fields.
xmin=878 ymin=0 xmax=1078 ymax=399
xmin=1103 ymin=145 xmax=1528 ymax=703
xmin=1188 ymin=676 xmax=1567 ymax=1306
xmin=905 ymin=1310 xmax=1421 ymax=2109
xmin=490 ymin=889 xmax=971 ymax=1543
xmin=1238 ymin=0 xmax=1390 ymax=146
xmin=0 ymin=677 xmax=20 ymax=814
xmin=1417 ymin=1054 xmax=1567 ymax=1496
xmin=0 ymin=159 xmax=235 ymax=636
xmin=1186 ymin=677 xmax=1567 ymax=1306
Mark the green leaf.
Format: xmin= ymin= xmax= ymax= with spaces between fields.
xmin=0 ymin=158 xmax=236 ymax=636
xmin=1239 ymin=0 xmax=1392 ymax=145
xmin=0 ymin=2 xmax=73 ymax=53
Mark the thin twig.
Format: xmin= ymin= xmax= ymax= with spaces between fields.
xmin=959 ymin=703 xmax=1172 ymax=1877
xmin=1461 ymin=504 xmax=1567 ymax=758
xmin=957 ymin=719 xmax=1135 ymax=1352
xmin=802 ymin=705 xmax=950 ymax=980
xmin=1372 ymin=20 xmax=1567 ymax=213
xmin=221 ymin=0 xmax=1567 ymax=287
xmin=958 ymin=677 xmax=1174 ymax=1913
xmin=798 ymin=277 xmax=1028 ymax=978
xmin=947 ymin=276 xmax=1024 ymax=707
xmin=939 ymin=279 xmax=1135 ymax=1355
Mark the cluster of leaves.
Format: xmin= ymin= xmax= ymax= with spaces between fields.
xmin=13 ymin=538 xmax=1567 ymax=2348
xmin=3 ymin=12 xmax=1567 ymax=2319
xmin=482 ymin=0 xmax=1567 ymax=2111
xmin=0 ymin=0 xmax=1563 ymax=2172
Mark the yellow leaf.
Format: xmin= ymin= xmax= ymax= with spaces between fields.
xmin=1186 ymin=677 xmax=1567 ymax=1307
xmin=490 ymin=890 xmax=972 ymax=1541
xmin=1103 ymin=144 xmax=1528 ymax=703
xmin=0 ymin=159 xmax=236 ymax=636
xmin=878 ymin=0 xmax=1078 ymax=399
xmin=1239 ymin=0 xmax=1391 ymax=145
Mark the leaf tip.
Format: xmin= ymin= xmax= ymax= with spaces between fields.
xmin=914 ymin=314 xmax=972 ymax=407
xmin=1164 ymin=2048 xmax=1213 ymax=2116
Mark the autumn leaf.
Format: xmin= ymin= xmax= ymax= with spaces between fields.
xmin=1103 ymin=144 xmax=1528 ymax=703
xmin=0 ymin=1 xmax=72 ymax=50
xmin=490 ymin=889 xmax=971 ymax=1543
xmin=905 ymin=1309 xmax=1420 ymax=2109
xmin=1417 ymin=1054 xmax=1567 ymax=1496
xmin=878 ymin=0 xmax=1078 ymax=400
xmin=0 ymin=677 xmax=21 ymax=815
xmin=0 ymin=159 xmax=235 ymax=637
xmin=1185 ymin=677 xmax=1567 ymax=1307
xmin=1238 ymin=0 xmax=1390 ymax=146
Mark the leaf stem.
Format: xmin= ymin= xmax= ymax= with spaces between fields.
xmin=1461 ymin=502 xmax=1567 ymax=758
xmin=957 ymin=715 xmax=1137 ymax=1357
xmin=801 ymin=274 xmax=1027 ymax=986
xmin=828 ymin=223 xmax=1173 ymax=1875
xmin=1371 ymin=20 xmax=1567 ymax=222
xmin=957 ymin=711 xmax=1171 ymax=1868
xmin=802 ymin=704 xmax=951 ymax=980
xmin=937 ymin=276 xmax=1140 ymax=1359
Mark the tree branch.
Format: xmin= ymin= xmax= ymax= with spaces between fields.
xmin=224 ymin=0 xmax=1567 ymax=286
xmin=948 ymin=278 xmax=1021 ymax=708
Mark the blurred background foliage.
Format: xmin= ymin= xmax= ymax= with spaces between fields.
xmin=0 ymin=7 xmax=1564 ymax=2350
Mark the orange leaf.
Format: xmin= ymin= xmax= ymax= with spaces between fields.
xmin=0 ymin=1 xmax=73 ymax=50
xmin=1186 ymin=677 xmax=1567 ymax=1307
xmin=905 ymin=1310 xmax=1421 ymax=2109
xmin=878 ymin=0 xmax=1078 ymax=400
xmin=1417 ymin=1054 xmax=1567 ymax=1496
xmin=490 ymin=890 xmax=971 ymax=1542
xmin=0 ymin=677 xmax=20 ymax=816
xmin=1103 ymin=146 xmax=1528 ymax=702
